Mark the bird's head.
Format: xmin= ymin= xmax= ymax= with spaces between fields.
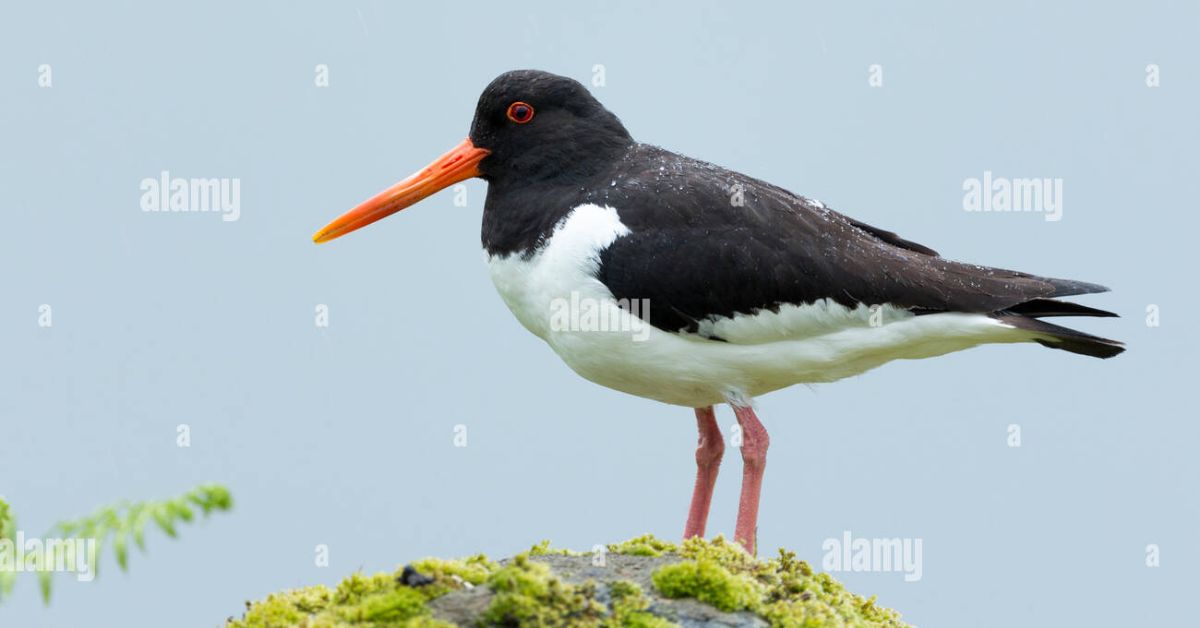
xmin=312 ymin=70 xmax=631 ymax=244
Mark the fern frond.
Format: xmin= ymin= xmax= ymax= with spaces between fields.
xmin=0 ymin=497 xmax=16 ymax=600
xmin=0 ymin=484 xmax=233 ymax=606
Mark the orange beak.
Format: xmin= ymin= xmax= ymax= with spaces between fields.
xmin=312 ymin=138 xmax=490 ymax=244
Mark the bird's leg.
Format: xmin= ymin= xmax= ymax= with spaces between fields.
xmin=683 ymin=406 xmax=725 ymax=540
xmin=732 ymin=403 xmax=769 ymax=554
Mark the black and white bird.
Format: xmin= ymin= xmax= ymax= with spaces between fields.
xmin=313 ymin=70 xmax=1122 ymax=553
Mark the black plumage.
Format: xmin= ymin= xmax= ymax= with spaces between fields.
xmin=471 ymin=70 xmax=1122 ymax=358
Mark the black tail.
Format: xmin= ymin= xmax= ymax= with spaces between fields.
xmin=996 ymin=298 xmax=1125 ymax=359
xmin=1005 ymin=298 xmax=1118 ymax=319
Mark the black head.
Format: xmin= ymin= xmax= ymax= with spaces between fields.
xmin=469 ymin=70 xmax=633 ymax=184
xmin=312 ymin=70 xmax=632 ymax=244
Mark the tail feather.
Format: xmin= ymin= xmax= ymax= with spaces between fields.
xmin=1040 ymin=277 xmax=1111 ymax=299
xmin=997 ymin=311 xmax=1125 ymax=359
xmin=1006 ymin=298 xmax=1118 ymax=318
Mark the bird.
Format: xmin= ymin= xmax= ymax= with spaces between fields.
xmin=312 ymin=69 xmax=1123 ymax=554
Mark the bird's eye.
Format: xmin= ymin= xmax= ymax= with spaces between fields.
xmin=506 ymin=102 xmax=535 ymax=124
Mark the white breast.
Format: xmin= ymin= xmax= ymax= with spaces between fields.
xmin=487 ymin=204 xmax=1029 ymax=408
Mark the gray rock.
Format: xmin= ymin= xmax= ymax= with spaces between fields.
xmin=428 ymin=553 xmax=768 ymax=627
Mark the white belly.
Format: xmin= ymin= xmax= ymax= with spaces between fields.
xmin=487 ymin=204 xmax=1027 ymax=408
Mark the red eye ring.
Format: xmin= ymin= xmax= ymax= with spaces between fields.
xmin=506 ymin=101 xmax=535 ymax=124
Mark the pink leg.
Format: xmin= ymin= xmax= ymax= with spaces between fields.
xmin=732 ymin=403 xmax=769 ymax=554
xmin=683 ymin=406 xmax=725 ymax=540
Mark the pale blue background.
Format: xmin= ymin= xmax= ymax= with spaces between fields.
xmin=1 ymin=1 xmax=1196 ymax=626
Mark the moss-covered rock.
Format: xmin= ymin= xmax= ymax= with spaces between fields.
xmin=227 ymin=536 xmax=908 ymax=627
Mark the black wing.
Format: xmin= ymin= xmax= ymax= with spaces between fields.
xmin=594 ymin=146 xmax=1113 ymax=343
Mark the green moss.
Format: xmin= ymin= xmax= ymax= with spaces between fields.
xmin=409 ymin=554 xmax=497 ymax=587
xmin=481 ymin=553 xmax=607 ymax=626
xmin=652 ymin=559 xmax=759 ymax=612
xmin=229 ymin=536 xmax=905 ymax=627
xmin=331 ymin=587 xmax=428 ymax=624
xmin=229 ymin=562 xmax=466 ymax=627
xmin=528 ymin=539 xmax=584 ymax=557
xmin=482 ymin=559 xmax=678 ymax=628
xmin=677 ymin=535 xmax=760 ymax=574
xmin=607 ymin=534 xmax=678 ymax=557
xmin=607 ymin=580 xmax=675 ymax=628
xmin=232 ymin=586 xmax=333 ymax=627
xmin=646 ymin=535 xmax=907 ymax=627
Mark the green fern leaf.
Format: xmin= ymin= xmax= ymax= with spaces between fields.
xmin=0 ymin=484 xmax=233 ymax=606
